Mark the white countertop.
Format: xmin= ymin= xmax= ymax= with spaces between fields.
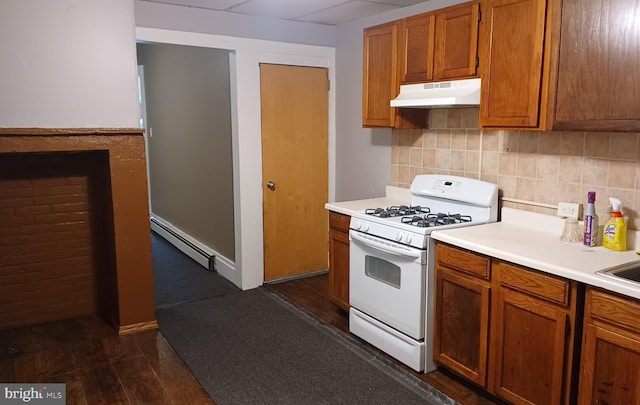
xmin=431 ymin=207 xmax=640 ymax=300
xmin=324 ymin=186 xmax=411 ymax=216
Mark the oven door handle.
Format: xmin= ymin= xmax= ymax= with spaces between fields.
xmin=350 ymin=230 xmax=422 ymax=259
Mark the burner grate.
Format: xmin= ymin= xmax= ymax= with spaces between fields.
xmin=365 ymin=205 xmax=430 ymax=218
xmin=401 ymin=213 xmax=472 ymax=228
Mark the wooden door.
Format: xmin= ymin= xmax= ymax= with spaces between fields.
xmin=434 ymin=2 xmax=480 ymax=80
xmin=399 ymin=13 xmax=436 ymax=84
xmin=490 ymin=288 xmax=568 ymax=405
xmin=434 ymin=265 xmax=491 ymax=386
xmin=260 ymin=64 xmax=328 ymax=282
xmin=480 ymin=0 xmax=548 ymax=128
xmin=553 ymin=0 xmax=640 ymax=132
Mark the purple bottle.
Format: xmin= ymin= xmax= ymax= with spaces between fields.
xmin=583 ymin=191 xmax=599 ymax=247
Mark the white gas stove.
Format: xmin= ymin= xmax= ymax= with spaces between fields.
xmin=350 ymin=175 xmax=498 ymax=248
xmin=348 ymin=175 xmax=498 ymax=372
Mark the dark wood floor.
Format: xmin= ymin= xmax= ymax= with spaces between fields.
xmin=0 ymin=272 xmax=501 ymax=405
xmin=268 ymin=272 xmax=504 ymax=405
xmin=0 ymin=316 xmax=213 ymax=405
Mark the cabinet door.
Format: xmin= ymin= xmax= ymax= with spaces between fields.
xmin=399 ymin=13 xmax=436 ymax=84
xmin=362 ymin=23 xmax=399 ymax=128
xmin=490 ymin=287 xmax=568 ymax=405
xmin=579 ymin=288 xmax=640 ymax=404
xmin=362 ymin=23 xmax=426 ymax=128
xmin=578 ymin=324 xmax=640 ymax=405
xmin=434 ymin=2 xmax=480 ymax=80
xmin=553 ymin=0 xmax=640 ymax=132
xmin=480 ymin=0 xmax=548 ymax=128
xmin=328 ymin=228 xmax=350 ymax=311
xmin=434 ymin=265 xmax=490 ymax=386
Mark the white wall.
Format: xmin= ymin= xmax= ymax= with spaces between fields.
xmin=0 ymin=0 xmax=139 ymax=128
xmin=333 ymin=0 xmax=467 ymax=201
xmin=136 ymin=27 xmax=336 ymax=290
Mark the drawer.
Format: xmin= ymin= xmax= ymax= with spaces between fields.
xmin=588 ymin=287 xmax=640 ymax=334
xmin=436 ymin=243 xmax=490 ymax=280
xmin=498 ymin=261 xmax=570 ymax=307
xmin=329 ymin=211 xmax=350 ymax=232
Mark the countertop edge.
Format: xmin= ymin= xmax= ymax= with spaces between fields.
xmin=431 ymin=223 xmax=640 ymax=301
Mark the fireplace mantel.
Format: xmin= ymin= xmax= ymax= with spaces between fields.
xmin=0 ymin=128 xmax=156 ymax=334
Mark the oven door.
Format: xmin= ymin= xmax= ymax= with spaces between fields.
xmin=349 ymin=230 xmax=426 ymax=340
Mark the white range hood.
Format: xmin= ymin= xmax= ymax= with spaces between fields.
xmin=390 ymin=78 xmax=481 ymax=108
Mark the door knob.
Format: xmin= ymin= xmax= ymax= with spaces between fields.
xmin=266 ymin=181 xmax=276 ymax=191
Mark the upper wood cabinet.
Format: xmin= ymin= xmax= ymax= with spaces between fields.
xmin=552 ymin=0 xmax=640 ymax=132
xmin=433 ymin=2 xmax=480 ymax=80
xmin=362 ymin=1 xmax=481 ymax=128
xmin=362 ymin=22 xmax=399 ymax=128
xmin=399 ymin=13 xmax=436 ymax=83
xmin=399 ymin=2 xmax=480 ymax=85
xmin=480 ymin=0 xmax=548 ymax=128
xmin=362 ymin=22 xmax=426 ymax=128
xmin=481 ymin=0 xmax=640 ymax=132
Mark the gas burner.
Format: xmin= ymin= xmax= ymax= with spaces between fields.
xmin=365 ymin=205 xmax=430 ymax=218
xmin=401 ymin=213 xmax=472 ymax=228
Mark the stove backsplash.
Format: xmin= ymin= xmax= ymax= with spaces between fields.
xmin=391 ymin=108 xmax=640 ymax=230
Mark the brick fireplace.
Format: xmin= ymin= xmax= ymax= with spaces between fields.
xmin=0 ymin=128 xmax=156 ymax=334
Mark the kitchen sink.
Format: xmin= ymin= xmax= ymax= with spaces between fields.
xmin=597 ymin=263 xmax=640 ymax=285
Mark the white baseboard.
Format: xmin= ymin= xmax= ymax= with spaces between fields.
xmin=150 ymin=214 xmax=238 ymax=287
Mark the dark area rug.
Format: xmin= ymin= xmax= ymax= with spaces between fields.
xmin=151 ymin=231 xmax=239 ymax=308
xmin=156 ymin=287 xmax=445 ymax=405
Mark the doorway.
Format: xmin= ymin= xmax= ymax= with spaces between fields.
xmin=260 ymin=64 xmax=329 ymax=282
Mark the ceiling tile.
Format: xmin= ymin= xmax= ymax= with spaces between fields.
xmin=366 ymin=0 xmax=429 ymax=6
xmin=297 ymin=0 xmax=397 ymax=25
xmin=143 ymin=0 xmax=247 ymax=10
xmin=229 ymin=0 xmax=349 ymax=19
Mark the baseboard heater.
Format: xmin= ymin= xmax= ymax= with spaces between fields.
xmin=150 ymin=216 xmax=217 ymax=272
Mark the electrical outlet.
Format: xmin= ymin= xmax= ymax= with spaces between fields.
xmin=557 ymin=202 xmax=582 ymax=219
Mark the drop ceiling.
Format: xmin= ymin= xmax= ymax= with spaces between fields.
xmin=141 ymin=0 xmax=431 ymax=25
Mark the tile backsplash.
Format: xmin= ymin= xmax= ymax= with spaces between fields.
xmin=391 ymin=108 xmax=640 ymax=229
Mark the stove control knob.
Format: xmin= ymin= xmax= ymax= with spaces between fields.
xmin=396 ymin=232 xmax=403 ymax=241
xmin=362 ymin=223 xmax=370 ymax=232
xmin=352 ymin=220 xmax=361 ymax=230
xmin=405 ymin=234 xmax=413 ymax=244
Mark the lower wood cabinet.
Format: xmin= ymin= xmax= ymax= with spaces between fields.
xmin=578 ymin=288 xmax=640 ymax=404
xmin=490 ymin=260 xmax=579 ymax=405
xmin=328 ymin=211 xmax=350 ymax=310
xmin=434 ymin=243 xmax=491 ymax=386
xmin=434 ymin=242 xmax=581 ymax=405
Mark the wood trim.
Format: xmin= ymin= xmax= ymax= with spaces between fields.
xmin=119 ymin=320 xmax=159 ymax=335
xmin=0 ymin=128 xmax=144 ymax=136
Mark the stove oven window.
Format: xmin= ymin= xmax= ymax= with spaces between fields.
xmin=364 ymin=256 xmax=401 ymax=289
